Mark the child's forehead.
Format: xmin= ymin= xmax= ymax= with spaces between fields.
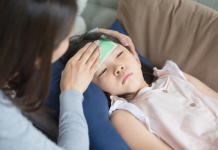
xmin=105 ymin=44 xmax=129 ymax=59
xmin=103 ymin=44 xmax=127 ymax=62
xmin=111 ymin=44 xmax=125 ymax=53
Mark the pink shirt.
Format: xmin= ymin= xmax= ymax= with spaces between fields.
xmin=109 ymin=60 xmax=218 ymax=150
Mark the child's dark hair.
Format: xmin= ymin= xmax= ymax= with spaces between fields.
xmin=59 ymin=32 xmax=158 ymax=107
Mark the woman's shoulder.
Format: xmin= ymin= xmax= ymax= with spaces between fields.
xmin=0 ymin=90 xmax=14 ymax=109
xmin=0 ymin=90 xmax=21 ymax=121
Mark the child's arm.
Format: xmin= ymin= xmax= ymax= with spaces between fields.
xmin=110 ymin=110 xmax=173 ymax=150
xmin=183 ymin=72 xmax=218 ymax=100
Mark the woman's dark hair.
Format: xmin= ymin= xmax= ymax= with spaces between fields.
xmin=60 ymin=32 xmax=158 ymax=107
xmin=0 ymin=0 xmax=77 ymax=112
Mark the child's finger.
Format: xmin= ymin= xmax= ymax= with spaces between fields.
xmin=79 ymin=40 xmax=99 ymax=63
xmin=90 ymin=54 xmax=101 ymax=73
xmin=86 ymin=45 xmax=103 ymax=69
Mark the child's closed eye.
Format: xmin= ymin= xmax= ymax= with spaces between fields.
xmin=116 ymin=51 xmax=123 ymax=58
xmin=98 ymin=68 xmax=107 ymax=77
xmin=98 ymin=51 xmax=124 ymax=77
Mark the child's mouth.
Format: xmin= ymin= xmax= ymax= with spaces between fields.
xmin=122 ymin=73 xmax=133 ymax=84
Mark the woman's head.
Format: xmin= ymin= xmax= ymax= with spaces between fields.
xmin=61 ymin=32 xmax=158 ymax=101
xmin=0 ymin=0 xmax=77 ymax=111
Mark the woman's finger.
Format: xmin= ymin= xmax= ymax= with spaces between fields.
xmin=72 ymin=42 xmax=92 ymax=61
xmin=79 ymin=40 xmax=99 ymax=63
xmin=86 ymin=45 xmax=103 ymax=69
xmin=126 ymin=37 xmax=135 ymax=52
xmin=90 ymin=53 xmax=101 ymax=73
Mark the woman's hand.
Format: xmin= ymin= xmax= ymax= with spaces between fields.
xmin=98 ymin=28 xmax=141 ymax=67
xmin=60 ymin=41 xmax=102 ymax=94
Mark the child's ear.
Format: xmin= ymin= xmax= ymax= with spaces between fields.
xmin=132 ymin=52 xmax=142 ymax=68
xmin=135 ymin=56 xmax=141 ymax=67
xmin=123 ymin=44 xmax=141 ymax=67
xmin=131 ymin=51 xmax=141 ymax=67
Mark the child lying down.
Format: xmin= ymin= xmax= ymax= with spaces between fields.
xmin=60 ymin=32 xmax=218 ymax=150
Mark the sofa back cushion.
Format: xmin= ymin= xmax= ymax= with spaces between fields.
xmin=116 ymin=0 xmax=218 ymax=92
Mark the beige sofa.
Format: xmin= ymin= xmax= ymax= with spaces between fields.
xmin=116 ymin=0 xmax=218 ymax=92
xmin=25 ymin=0 xmax=218 ymax=144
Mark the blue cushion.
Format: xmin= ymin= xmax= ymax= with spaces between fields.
xmin=46 ymin=19 xmax=153 ymax=150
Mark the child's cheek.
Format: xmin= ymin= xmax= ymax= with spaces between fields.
xmin=100 ymin=76 xmax=117 ymax=93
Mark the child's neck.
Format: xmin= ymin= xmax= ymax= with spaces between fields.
xmin=141 ymin=80 xmax=150 ymax=89
xmin=129 ymin=80 xmax=150 ymax=100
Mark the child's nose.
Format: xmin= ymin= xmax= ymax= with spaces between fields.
xmin=114 ymin=65 xmax=125 ymax=76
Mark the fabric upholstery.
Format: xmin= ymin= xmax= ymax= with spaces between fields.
xmin=72 ymin=0 xmax=87 ymax=36
xmin=190 ymin=0 xmax=218 ymax=11
xmin=116 ymin=0 xmax=218 ymax=92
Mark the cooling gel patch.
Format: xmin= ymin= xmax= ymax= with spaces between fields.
xmin=94 ymin=35 xmax=118 ymax=72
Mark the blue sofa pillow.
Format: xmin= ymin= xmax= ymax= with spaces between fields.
xmin=46 ymin=19 xmax=153 ymax=150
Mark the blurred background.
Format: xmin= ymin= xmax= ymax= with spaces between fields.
xmin=72 ymin=0 xmax=218 ymax=36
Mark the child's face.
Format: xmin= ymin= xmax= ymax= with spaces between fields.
xmin=92 ymin=44 xmax=146 ymax=95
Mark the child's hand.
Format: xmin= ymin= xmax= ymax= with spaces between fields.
xmin=60 ymin=41 xmax=102 ymax=94
xmin=98 ymin=28 xmax=141 ymax=67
